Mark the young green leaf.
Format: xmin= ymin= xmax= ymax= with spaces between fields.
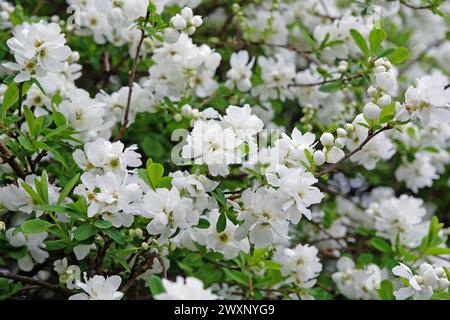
xmin=73 ymin=224 xmax=97 ymax=241
xmin=21 ymin=219 xmax=52 ymax=234
xmin=350 ymin=29 xmax=370 ymax=57
xmin=387 ymin=47 xmax=410 ymax=64
xmin=369 ymin=28 xmax=386 ymax=52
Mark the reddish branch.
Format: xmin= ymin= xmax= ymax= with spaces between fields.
xmin=400 ymin=0 xmax=436 ymax=10
xmin=113 ymin=12 xmax=150 ymax=142
xmin=316 ymin=125 xmax=392 ymax=177
xmin=0 ymin=142 xmax=26 ymax=178
xmin=291 ymin=73 xmax=364 ymax=87
xmin=0 ymin=271 xmax=74 ymax=295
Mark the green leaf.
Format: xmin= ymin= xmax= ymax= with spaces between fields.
xmin=147 ymin=162 xmax=164 ymax=189
xmin=350 ymin=29 xmax=370 ymax=57
xmin=20 ymin=182 xmax=44 ymax=205
xmin=103 ymin=228 xmax=126 ymax=245
xmin=10 ymin=246 xmax=28 ymax=259
xmin=94 ymin=220 xmax=112 ymax=229
xmin=148 ymin=275 xmax=165 ymax=296
xmin=216 ymin=213 xmax=227 ymax=233
xmin=369 ymin=28 xmax=386 ymax=52
xmin=224 ymin=269 xmax=249 ymax=286
xmin=44 ymin=239 xmax=69 ymax=251
xmin=73 ymin=224 xmax=97 ymax=241
xmin=387 ymin=47 xmax=410 ymax=64
xmin=196 ymin=218 xmax=210 ymax=229
xmin=57 ymin=173 xmax=80 ymax=204
xmin=21 ymin=219 xmax=52 ymax=234
xmin=377 ymin=280 xmax=395 ymax=300
xmin=370 ymin=237 xmax=393 ymax=254
xmin=319 ymin=80 xmax=342 ymax=93
xmin=426 ymin=247 xmax=450 ymax=255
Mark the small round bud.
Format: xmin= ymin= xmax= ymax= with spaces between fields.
xmin=438 ymin=278 xmax=449 ymax=290
xmin=313 ymin=150 xmax=325 ymax=165
xmin=181 ymin=104 xmax=192 ymax=116
xmin=367 ymin=86 xmax=377 ymax=97
xmin=363 ymin=102 xmax=380 ymax=120
xmin=134 ymin=228 xmax=143 ymax=238
xmin=128 ymin=229 xmax=135 ymax=237
xmin=0 ymin=221 xmax=5 ymax=231
xmin=337 ymin=128 xmax=347 ymax=137
xmin=37 ymin=270 xmax=51 ymax=281
xmin=320 ymin=132 xmax=334 ymax=147
xmin=181 ymin=7 xmax=193 ymax=20
xmin=171 ymin=14 xmax=187 ymax=30
xmin=378 ymin=94 xmax=391 ymax=107
xmin=344 ymin=123 xmax=355 ymax=132
xmin=191 ymin=16 xmax=203 ymax=28
xmin=174 ymin=113 xmax=182 ymax=122
xmin=191 ymin=109 xmax=200 ymax=118
xmin=141 ymin=242 xmax=149 ymax=250
xmin=184 ymin=26 xmax=196 ymax=35
xmin=338 ymin=60 xmax=348 ymax=72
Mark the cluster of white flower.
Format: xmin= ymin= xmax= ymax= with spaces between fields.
xmin=392 ymin=263 xmax=450 ymax=300
xmin=3 ymin=21 xmax=72 ymax=82
xmin=274 ymin=244 xmax=322 ymax=289
xmin=332 ymin=257 xmax=386 ymax=300
xmin=155 ymin=276 xmax=218 ymax=300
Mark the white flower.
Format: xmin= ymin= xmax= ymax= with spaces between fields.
xmin=69 ymin=274 xmax=123 ymax=300
xmin=94 ymin=0 xmax=149 ymax=28
xmin=274 ymin=127 xmax=317 ymax=169
xmin=142 ymin=187 xmax=198 ymax=241
xmin=392 ymin=263 xmax=449 ymax=300
xmin=222 ymin=104 xmax=264 ymax=141
xmin=73 ymin=138 xmax=142 ymax=174
xmin=363 ymin=102 xmax=380 ymax=120
xmin=274 ymin=244 xmax=322 ymax=288
xmin=395 ymin=153 xmax=439 ymax=192
xmin=155 ymin=276 xmax=218 ymax=300
xmin=4 ymin=21 xmax=72 ymax=82
xmin=235 ymin=187 xmax=289 ymax=248
xmin=170 ymin=7 xmax=203 ymax=36
xmin=197 ymin=209 xmax=250 ymax=259
xmin=332 ymin=257 xmax=385 ymax=300
xmin=225 ymin=51 xmax=255 ymax=92
xmin=6 ymin=229 xmax=48 ymax=271
xmin=397 ymin=71 xmax=450 ymax=124
xmin=59 ymin=88 xmax=112 ymax=142
xmin=74 ymin=172 xmax=141 ymax=227
xmin=367 ymin=194 xmax=428 ymax=248
xmin=267 ymin=165 xmax=324 ymax=222
xmin=182 ymin=120 xmax=243 ymax=176
xmin=53 ymin=258 xmax=81 ymax=289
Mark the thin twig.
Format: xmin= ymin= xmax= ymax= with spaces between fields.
xmin=0 ymin=272 xmax=74 ymax=295
xmin=113 ymin=12 xmax=150 ymax=142
xmin=400 ymin=0 xmax=435 ymax=10
xmin=291 ymin=73 xmax=364 ymax=87
xmin=316 ymin=126 xmax=392 ymax=177
xmin=0 ymin=142 xmax=26 ymax=178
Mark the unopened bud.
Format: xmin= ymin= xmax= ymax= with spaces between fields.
xmin=320 ymin=132 xmax=334 ymax=147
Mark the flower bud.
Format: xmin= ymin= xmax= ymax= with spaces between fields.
xmin=141 ymin=242 xmax=149 ymax=250
xmin=171 ymin=14 xmax=187 ymax=30
xmin=181 ymin=104 xmax=192 ymax=116
xmin=320 ymin=132 xmax=334 ymax=147
xmin=338 ymin=60 xmax=348 ymax=72
xmin=185 ymin=26 xmax=196 ymax=35
xmin=181 ymin=7 xmax=193 ymax=20
xmin=367 ymin=85 xmax=377 ymax=97
xmin=337 ymin=128 xmax=347 ymax=137
xmin=174 ymin=113 xmax=182 ymax=122
xmin=344 ymin=123 xmax=355 ymax=132
xmin=313 ymin=150 xmax=325 ymax=165
xmin=191 ymin=16 xmax=203 ymax=28
xmin=363 ymin=102 xmax=380 ymax=120
xmin=134 ymin=228 xmax=143 ymax=238
xmin=0 ymin=221 xmax=5 ymax=231
xmin=378 ymin=94 xmax=391 ymax=107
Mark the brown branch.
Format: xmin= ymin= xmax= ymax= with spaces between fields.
xmin=0 ymin=271 xmax=74 ymax=295
xmin=291 ymin=73 xmax=364 ymax=87
xmin=400 ymin=0 xmax=436 ymax=10
xmin=113 ymin=12 xmax=150 ymax=142
xmin=0 ymin=142 xmax=26 ymax=178
xmin=316 ymin=125 xmax=392 ymax=177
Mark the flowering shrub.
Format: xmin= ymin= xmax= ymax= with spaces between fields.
xmin=0 ymin=0 xmax=449 ymax=301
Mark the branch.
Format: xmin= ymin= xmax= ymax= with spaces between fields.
xmin=400 ymin=0 xmax=436 ymax=10
xmin=0 ymin=272 xmax=74 ymax=295
xmin=291 ymin=73 xmax=364 ymax=87
xmin=0 ymin=142 xmax=26 ymax=178
xmin=113 ymin=12 xmax=150 ymax=142
xmin=316 ymin=125 xmax=392 ymax=177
